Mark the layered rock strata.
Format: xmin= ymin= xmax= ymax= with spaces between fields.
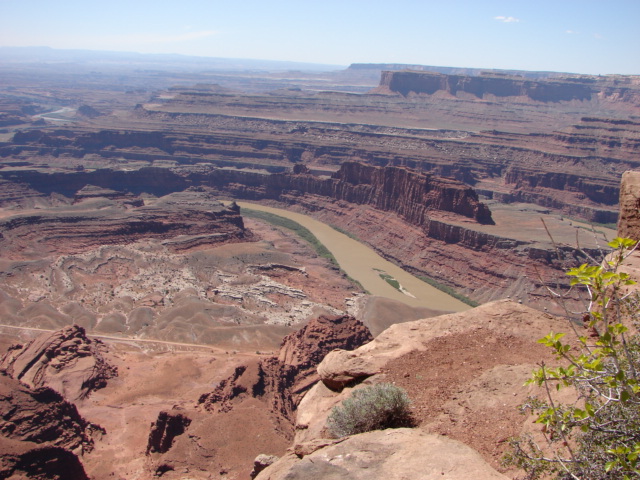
xmin=0 ymin=325 xmax=117 ymax=400
xmin=374 ymin=70 xmax=640 ymax=105
xmin=5 ymin=113 xmax=638 ymax=223
xmin=0 ymin=190 xmax=247 ymax=258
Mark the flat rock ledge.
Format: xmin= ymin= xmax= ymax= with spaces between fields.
xmin=255 ymin=428 xmax=509 ymax=480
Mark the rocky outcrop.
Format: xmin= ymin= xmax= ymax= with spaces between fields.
xmin=250 ymin=454 xmax=280 ymax=479
xmin=255 ymin=428 xmax=509 ymax=480
xmin=142 ymin=314 xmax=372 ymax=478
xmin=0 ymin=371 xmax=98 ymax=479
xmin=0 ymin=325 xmax=117 ymax=400
xmin=277 ymin=313 xmax=374 ymax=399
xmin=198 ymin=314 xmax=373 ymax=433
xmin=374 ymin=70 xmax=640 ymax=105
xmin=292 ymin=300 xmax=569 ymax=475
xmin=617 ymin=170 xmax=640 ymax=240
xmin=146 ymin=411 xmax=192 ymax=454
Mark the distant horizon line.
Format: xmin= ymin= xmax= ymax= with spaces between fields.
xmin=1 ymin=45 xmax=637 ymax=77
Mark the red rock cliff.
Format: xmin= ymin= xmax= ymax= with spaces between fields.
xmin=375 ymin=70 xmax=640 ymax=104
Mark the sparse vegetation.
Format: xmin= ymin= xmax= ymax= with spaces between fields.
xmin=329 ymin=224 xmax=362 ymax=242
xmin=326 ymin=383 xmax=413 ymax=438
xmin=375 ymin=269 xmax=401 ymax=291
xmin=505 ymin=237 xmax=640 ymax=479
xmin=242 ymin=208 xmax=338 ymax=264
xmin=417 ymin=275 xmax=479 ymax=307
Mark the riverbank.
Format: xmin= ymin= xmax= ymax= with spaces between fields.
xmin=235 ymin=201 xmax=471 ymax=312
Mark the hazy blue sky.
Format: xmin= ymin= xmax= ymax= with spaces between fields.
xmin=1 ymin=0 xmax=638 ymax=75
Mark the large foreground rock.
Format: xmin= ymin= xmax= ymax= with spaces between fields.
xmin=297 ymin=300 xmax=571 ymax=474
xmin=618 ymin=170 xmax=640 ymax=241
xmin=317 ymin=299 xmax=561 ymax=390
xmin=255 ymin=428 xmax=508 ymax=480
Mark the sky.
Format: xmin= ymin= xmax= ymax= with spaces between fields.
xmin=1 ymin=0 xmax=639 ymax=75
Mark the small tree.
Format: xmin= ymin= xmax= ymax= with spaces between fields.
xmin=506 ymin=237 xmax=640 ymax=479
xmin=326 ymin=383 xmax=413 ymax=438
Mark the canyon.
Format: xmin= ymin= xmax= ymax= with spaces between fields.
xmin=0 ymin=52 xmax=639 ymax=479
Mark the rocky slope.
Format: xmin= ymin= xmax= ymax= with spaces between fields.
xmin=0 ymin=326 xmax=110 ymax=480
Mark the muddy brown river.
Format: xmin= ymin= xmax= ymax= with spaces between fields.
xmin=236 ymin=202 xmax=470 ymax=312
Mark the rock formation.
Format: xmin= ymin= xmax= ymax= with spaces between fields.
xmin=198 ymin=314 xmax=373 ymax=431
xmin=0 ymin=189 xmax=247 ymax=258
xmin=617 ymin=170 xmax=640 ymax=240
xmin=142 ymin=314 xmax=372 ymax=479
xmin=0 ymin=325 xmax=117 ymax=400
xmin=146 ymin=411 xmax=192 ymax=454
xmin=269 ymin=300 xmax=572 ymax=478
xmin=0 ymin=372 xmax=98 ymax=480
xmin=374 ymin=70 xmax=640 ymax=105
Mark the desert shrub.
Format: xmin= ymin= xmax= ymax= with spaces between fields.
xmin=505 ymin=237 xmax=640 ymax=479
xmin=326 ymin=383 xmax=413 ymax=438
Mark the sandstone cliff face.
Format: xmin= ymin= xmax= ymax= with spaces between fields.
xmin=331 ymin=162 xmax=494 ymax=224
xmin=201 ymin=161 xmax=493 ymax=224
xmin=0 ymin=372 xmax=97 ymax=480
xmin=375 ymin=70 xmax=640 ymax=105
xmin=617 ymin=170 xmax=640 ymax=240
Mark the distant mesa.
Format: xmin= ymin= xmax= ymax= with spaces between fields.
xmin=349 ymin=62 xmax=567 ymax=79
xmin=373 ymin=69 xmax=640 ymax=105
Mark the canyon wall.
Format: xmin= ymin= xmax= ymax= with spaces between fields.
xmin=375 ymin=70 xmax=640 ymax=105
xmin=4 ymin=118 xmax=636 ymax=223
xmin=0 ymin=161 xmax=596 ymax=308
xmin=0 ymin=162 xmax=493 ymax=228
